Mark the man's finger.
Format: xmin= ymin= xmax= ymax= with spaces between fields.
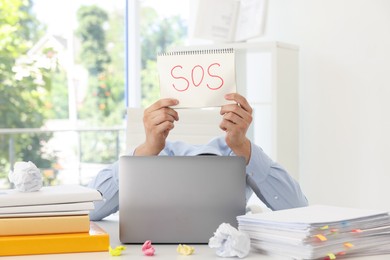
xmin=146 ymin=98 xmax=179 ymax=113
xmin=224 ymin=93 xmax=252 ymax=114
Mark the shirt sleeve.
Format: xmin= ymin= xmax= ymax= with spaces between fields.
xmin=87 ymin=161 xmax=120 ymax=221
xmin=245 ymin=142 xmax=308 ymax=210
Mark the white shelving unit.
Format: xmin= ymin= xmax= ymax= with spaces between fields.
xmin=171 ymin=41 xmax=300 ymax=180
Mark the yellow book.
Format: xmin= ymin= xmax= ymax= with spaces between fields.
xmin=0 ymin=222 xmax=109 ymax=256
xmin=0 ymin=215 xmax=90 ymax=236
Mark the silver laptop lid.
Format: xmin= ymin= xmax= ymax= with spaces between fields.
xmin=119 ymin=156 xmax=246 ymax=244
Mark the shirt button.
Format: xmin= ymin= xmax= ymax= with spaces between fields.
xmin=274 ymin=196 xmax=279 ymax=200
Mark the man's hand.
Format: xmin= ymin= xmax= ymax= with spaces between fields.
xmin=134 ymin=99 xmax=179 ymax=155
xmin=220 ymin=93 xmax=253 ymax=163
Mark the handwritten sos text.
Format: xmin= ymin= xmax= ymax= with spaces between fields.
xmin=170 ymin=63 xmax=224 ymax=92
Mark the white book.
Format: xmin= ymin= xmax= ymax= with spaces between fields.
xmin=0 ymin=210 xmax=90 ymax=218
xmin=0 ymin=185 xmax=102 ymax=208
xmin=0 ymin=201 xmax=94 ymax=214
xmin=193 ymin=0 xmax=267 ymax=42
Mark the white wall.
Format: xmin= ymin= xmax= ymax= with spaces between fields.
xmin=256 ymin=0 xmax=390 ymax=210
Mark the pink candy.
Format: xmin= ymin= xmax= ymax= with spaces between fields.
xmin=142 ymin=240 xmax=155 ymax=256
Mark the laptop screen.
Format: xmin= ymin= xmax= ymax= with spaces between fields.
xmin=119 ymin=156 xmax=246 ymax=244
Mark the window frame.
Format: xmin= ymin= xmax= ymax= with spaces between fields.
xmin=125 ymin=0 xmax=141 ymax=108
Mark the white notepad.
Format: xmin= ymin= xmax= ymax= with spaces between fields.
xmin=157 ymin=48 xmax=236 ymax=108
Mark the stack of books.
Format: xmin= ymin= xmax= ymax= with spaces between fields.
xmin=0 ymin=185 xmax=109 ymax=256
xmin=237 ymin=205 xmax=390 ymax=259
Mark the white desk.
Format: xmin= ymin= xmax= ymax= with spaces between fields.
xmin=2 ymin=215 xmax=390 ymax=259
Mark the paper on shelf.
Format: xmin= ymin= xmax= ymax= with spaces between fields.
xmin=193 ymin=0 xmax=267 ymax=42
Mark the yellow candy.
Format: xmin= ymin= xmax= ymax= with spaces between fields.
xmin=177 ymin=244 xmax=195 ymax=255
xmin=109 ymin=245 xmax=126 ymax=256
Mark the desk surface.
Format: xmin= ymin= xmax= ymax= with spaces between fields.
xmin=2 ymin=214 xmax=390 ymax=260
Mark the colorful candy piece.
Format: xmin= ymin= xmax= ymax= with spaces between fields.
xmin=142 ymin=240 xmax=155 ymax=256
xmin=109 ymin=245 xmax=126 ymax=256
xmin=177 ymin=244 xmax=195 ymax=255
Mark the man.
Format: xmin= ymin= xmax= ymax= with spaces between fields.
xmin=88 ymin=93 xmax=308 ymax=221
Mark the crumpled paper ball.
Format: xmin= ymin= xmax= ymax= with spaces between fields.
xmin=208 ymin=223 xmax=250 ymax=258
xmin=8 ymin=161 xmax=43 ymax=192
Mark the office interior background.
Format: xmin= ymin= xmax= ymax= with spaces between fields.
xmin=1 ymin=0 xmax=389 ymax=212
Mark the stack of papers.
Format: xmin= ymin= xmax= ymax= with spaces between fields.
xmin=237 ymin=205 xmax=390 ymax=259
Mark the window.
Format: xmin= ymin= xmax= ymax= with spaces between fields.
xmin=0 ymin=0 xmax=126 ymax=187
xmin=0 ymin=0 xmax=190 ymax=188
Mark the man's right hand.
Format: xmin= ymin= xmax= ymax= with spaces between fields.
xmin=134 ymin=98 xmax=179 ymax=156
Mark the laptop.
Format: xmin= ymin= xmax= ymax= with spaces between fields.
xmin=119 ymin=156 xmax=246 ymax=244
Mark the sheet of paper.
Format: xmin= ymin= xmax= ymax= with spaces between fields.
xmin=158 ymin=49 xmax=236 ymax=108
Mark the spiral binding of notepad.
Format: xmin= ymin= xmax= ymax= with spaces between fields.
xmin=158 ymin=48 xmax=234 ymax=56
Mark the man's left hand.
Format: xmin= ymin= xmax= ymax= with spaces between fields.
xmin=220 ymin=93 xmax=253 ymax=164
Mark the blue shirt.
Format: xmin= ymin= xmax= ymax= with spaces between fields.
xmin=88 ymin=136 xmax=308 ymax=221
